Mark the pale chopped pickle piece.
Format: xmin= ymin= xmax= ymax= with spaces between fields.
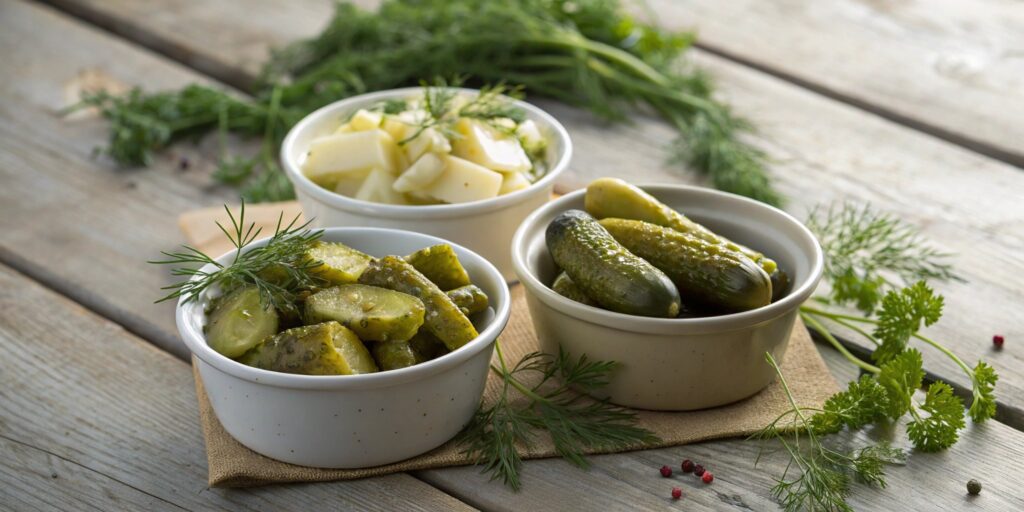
xmin=306 ymin=241 xmax=373 ymax=284
xmin=424 ymin=155 xmax=502 ymax=204
xmin=334 ymin=123 xmax=353 ymax=134
xmin=355 ymin=168 xmax=408 ymax=204
xmin=381 ymin=110 xmax=427 ymax=142
xmin=404 ymin=190 xmax=441 ymax=205
xmin=305 ymin=284 xmax=425 ymax=342
xmin=403 ymin=127 xmax=451 ymax=162
xmin=499 ymin=172 xmax=531 ymax=195
xmin=239 ymin=322 xmax=378 ymax=375
xmin=516 ymin=119 xmax=545 ymax=153
xmin=303 ymin=130 xmax=398 ymax=184
xmin=348 ymin=109 xmax=383 ymax=131
xmin=451 ymin=118 xmax=531 ymax=174
xmin=333 ymin=168 xmax=371 ymax=197
xmin=393 ymin=153 xmax=445 ymax=193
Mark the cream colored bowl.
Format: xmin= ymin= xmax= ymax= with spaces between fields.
xmin=280 ymin=87 xmax=572 ymax=281
xmin=511 ymin=185 xmax=823 ymax=410
xmin=176 ymin=228 xmax=510 ymax=468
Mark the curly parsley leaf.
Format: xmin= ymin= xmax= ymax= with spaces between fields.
xmin=872 ymin=282 xmax=944 ymax=364
xmin=907 ymin=382 xmax=965 ymax=452
xmin=968 ymin=361 xmax=998 ymax=422
xmin=877 ymin=349 xmax=925 ymax=420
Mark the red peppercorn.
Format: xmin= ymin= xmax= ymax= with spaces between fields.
xmin=681 ymin=459 xmax=694 ymax=473
xmin=702 ymin=472 xmax=714 ymax=484
xmin=693 ymin=464 xmax=705 ymax=476
xmin=994 ymin=335 xmax=1005 ymax=349
xmin=660 ymin=465 xmax=672 ymax=477
xmin=671 ymin=487 xmax=682 ymax=500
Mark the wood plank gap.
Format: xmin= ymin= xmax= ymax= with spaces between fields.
xmin=0 ymin=246 xmax=188 ymax=362
xmin=32 ymin=0 xmax=256 ymax=92
xmin=692 ymin=41 xmax=1024 ymax=170
xmin=0 ymin=433 xmax=191 ymax=512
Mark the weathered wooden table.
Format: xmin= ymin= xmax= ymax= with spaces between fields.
xmin=2 ymin=0 xmax=1022 ymax=509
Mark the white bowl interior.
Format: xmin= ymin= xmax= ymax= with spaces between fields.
xmin=177 ymin=227 xmax=511 ymax=389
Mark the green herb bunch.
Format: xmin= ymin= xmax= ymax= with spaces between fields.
xmin=81 ymin=0 xmax=781 ymax=205
xmin=459 ymin=343 xmax=658 ymax=490
xmin=756 ymin=203 xmax=999 ymax=510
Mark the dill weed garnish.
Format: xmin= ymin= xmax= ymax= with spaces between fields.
xmin=149 ymin=201 xmax=326 ymax=316
xmin=80 ymin=0 xmax=782 ymax=205
xmin=458 ymin=343 xmax=658 ymax=490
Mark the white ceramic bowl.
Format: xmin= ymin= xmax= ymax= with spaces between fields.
xmin=511 ymin=184 xmax=823 ymax=411
xmin=281 ymin=87 xmax=573 ymax=281
xmin=176 ymin=228 xmax=510 ymax=468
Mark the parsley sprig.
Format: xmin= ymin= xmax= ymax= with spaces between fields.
xmin=458 ymin=342 xmax=658 ymax=490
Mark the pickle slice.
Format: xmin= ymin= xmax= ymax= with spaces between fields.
xmin=371 ymin=339 xmax=419 ymax=371
xmin=239 ymin=321 xmax=378 ymax=375
xmin=404 ymin=244 xmax=471 ymax=290
xmin=359 ymin=256 xmax=478 ymax=351
xmin=305 ymin=284 xmax=425 ymax=342
xmin=551 ymin=272 xmax=597 ymax=306
xmin=205 ymin=286 xmax=279 ymax=358
xmin=306 ymin=241 xmax=374 ymax=284
xmin=409 ymin=331 xmax=449 ymax=363
xmin=446 ymin=284 xmax=489 ymax=316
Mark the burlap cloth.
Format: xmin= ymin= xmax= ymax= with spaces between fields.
xmin=181 ymin=202 xmax=838 ymax=487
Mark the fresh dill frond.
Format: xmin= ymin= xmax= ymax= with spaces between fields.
xmin=807 ymin=203 xmax=960 ymax=313
xmin=753 ymin=353 xmax=904 ymax=512
xmin=458 ymin=343 xmax=658 ymax=490
xmin=150 ymin=201 xmax=324 ymax=314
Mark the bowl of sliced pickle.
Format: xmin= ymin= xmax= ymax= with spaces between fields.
xmin=175 ymin=227 xmax=510 ymax=468
xmin=280 ymin=86 xmax=572 ymax=280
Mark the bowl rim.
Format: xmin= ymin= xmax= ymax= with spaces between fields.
xmin=280 ymin=87 xmax=573 ymax=220
xmin=176 ymin=227 xmax=511 ymax=390
xmin=510 ymin=184 xmax=824 ymax=335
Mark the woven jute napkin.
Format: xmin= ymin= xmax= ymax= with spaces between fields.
xmin=181 ymin=202 xmax=838 ymax=487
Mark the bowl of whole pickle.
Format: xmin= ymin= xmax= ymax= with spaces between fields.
xmin=176 ymin=227 xmax=510 ymax=468
xmin=511 ymin=178 xmax=824 ymax=410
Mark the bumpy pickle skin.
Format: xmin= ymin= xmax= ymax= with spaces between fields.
xmin=584 ymin=177 xmax=777 ymax=275
xmin=359 ymin=256 xmax=479 ymax=351
xmin=446 ymin=284 xmax=489 ymax=316
xmin=305 ymin=241 xmax=374 ymax=284
xmin=404 ymin=244 xmax=472 ymax=290
xmin=239 ymin=321 xmax=378 ymax=375
xmin=409 ymin=331 xmax=449 ymax=362
xmin=371 ymin=339 xmax=419 ymax=371
xmin=304 ymin=284 xmax=425 ymax=342
xmin=599 ymin=218 xmax=772 ymax=312
xmin=205 ymin=286 xmax=279 ymax=358
xmin=551 ymin=271 xmax=597 ymax=306
xmin=546 ymin=209 xmax=681 ymax=318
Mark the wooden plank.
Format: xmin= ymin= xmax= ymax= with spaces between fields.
xmin=0 ymin=0 xmax=254 ymax=359
xmin=0 ymin=262 xmax=473 ymax=511
xmin=415 ymin=343 xmax=1024 ymax=510
xmin=31 ymin=0 xmax=1024 ymax=425
xmin=650 ymin=0 xmax=1024 ymax=168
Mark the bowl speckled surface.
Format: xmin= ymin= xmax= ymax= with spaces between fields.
xmin=177 ymin=228 xmax=510 ymax=468
xmin=511 ymin=184 xmax=823 ymax=410
xmin=280 ymin=87 xmax=572 ymax=281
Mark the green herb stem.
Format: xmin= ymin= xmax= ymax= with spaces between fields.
xmin=800 ymin=311 xmax=880 ymax=374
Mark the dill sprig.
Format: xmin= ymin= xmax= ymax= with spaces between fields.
xmin=397 ymin=80 xmax=527 ymax=144
xmin=755 ymin=353 xmax=905 ymax=512
xmin=81 ymin=0 xmax=782 ymax=205
xmin=149 ymin=202 xmax=325 ymax=314
xmin=806 ymin=203 xmax=960 ymax=313
xmin=458 ymin=342 xmax=658 ymax=490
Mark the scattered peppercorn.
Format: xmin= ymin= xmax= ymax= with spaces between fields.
xmin=702 ymin=472 xmax=714 ymax=484
xmin=660 ymin=465 xmax=672 ymax=478
xmin=693 ymin=464 xmax=705 ymax=477
xmin=967 ymin=479 xmax=982 ymax=495
xmin=671 ymin=487 xmax=682 ymax=500
xmin=993 ymin=335 xmax=1005 ymax=350
xmin=681 ymin=459 xmax=694 ymax=473
xmin=178 ymin=157 xmax=190 ymax=171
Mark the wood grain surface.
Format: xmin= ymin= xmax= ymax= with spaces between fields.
xmin=26 ymin=0 xmax=1024 ymax=426
xmin=0 ymin=262 xmax=473 ymax=511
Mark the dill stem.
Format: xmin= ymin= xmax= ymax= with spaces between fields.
xmin=798 ymin=306 xmax=876 ymax=325
xmin=801 ymin=312 xmax=881 ymax=374
xmin=492 ymin=341 xmax=550 ymax=405
xmin=766 ymin=353 xmax=809 ymax=424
